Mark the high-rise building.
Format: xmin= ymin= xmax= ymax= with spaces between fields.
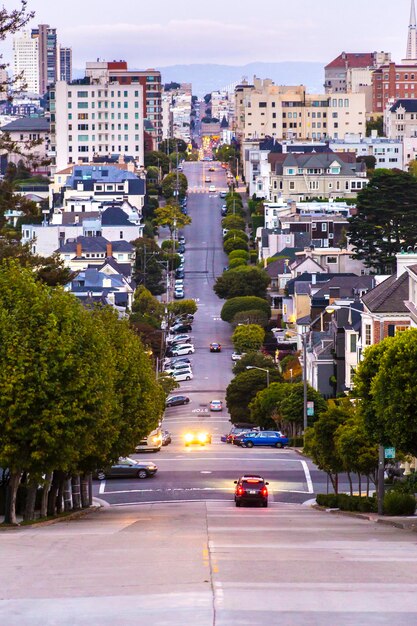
xmin=50 ymin=77 xmax=144 ymax=173
xmin=85 ymin=61 xmax=163 ymax=148
xmin=324 ymin=52 xmax=391 ymax=94
xmin=12 ymin=30 xmax=39 ymax=93
xmin=31 ymin=24 xmax=57 ymax=95
xmin=58 ymin=45 xmax=72 ymax=82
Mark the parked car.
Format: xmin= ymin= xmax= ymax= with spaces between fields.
xmin=166 ymin=344 xmax=195 ymax=357
xmin=178 ymin=236 xmax=186 ymax=244
xmin=166 ymin=395 xmax=190 ymax=407
xmin=164 ymin=357 xmax=192 ymax=367
xmin=234 ymin=475 xmax=269 ymax=507
xmin=221 ymin=206 xmax=228 ymax=216
xmin=210 ymin=342 xmax=222 ymax=352
xmin=165 ymin=364 xmax=192 ymax=376
xmin=162 ymin=430 xmax=172 ymax=446
xmin=167 ymin=334 xmax=191 ymax=345
xmin=95 ymin=458 xmax=158 ymax=480
xmin=175 ymin=269 xmax=185 ymax=279
xmin=205 ymin=176 xmax=211 ymax=183
xmin=135 ymin=428 xmax=163 ymax=452
xmin=209 ymin=185 xmax=216 ymax=193
xmin=170 ymin=323 xmax=192 ymax=333
xmin=233 ymin=431 xmax=259 ymax=446
xmin=178 ymin=244 xmax=186 ymax=253
xmin=239 ymin=431 xmax=289 ymax=449
xmin=209 ymin=400 xmax=223 ymax=412
xmin=171 ymin=370 xmax=193 ymax=382
xmin=222 ymin=229 xmax=229 ymax=237
xmin=174 ymin=288 xmax=185 ymax=299
xmin=222 ymin=423 xmax=260 ymax=444
xmin=219 ymin=191 xmax=227 ymax=198
xmin=231 ymin=352 xmax=245 ymax=361
xmin=175 ymin=314 xmax=194 ymax=323
xmin=184 ymin=431 xmax=211 ymax=446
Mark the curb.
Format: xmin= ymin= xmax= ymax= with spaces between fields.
xmin=313 ymin=503 xmax=417 ymax=532
xmin=93 ymin=496 xmax=111 ymax=508
xmin=0 ymin=505 xmax=100 ymax=531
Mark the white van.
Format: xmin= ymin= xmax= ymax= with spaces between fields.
xmin=135 ymin=427 xmax=162 ymax=453
xmin=171 ymin=344 xmax=195 ymax=356
xmin=172 ymin=370 xmax=193 ymax=382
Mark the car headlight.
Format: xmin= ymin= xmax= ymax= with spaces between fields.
xmin=198 ymin=432 xmax=208 ymax=443
xmin=184 ymin=433 xmax=194 ymax=443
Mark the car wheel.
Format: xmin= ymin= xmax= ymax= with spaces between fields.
xmin=97 ymin=471 xmax=106 ymax=481
xmin=263 ymin=500 xmax=268 ymax=508
xmin=275 ymin=442 xmax=283 ymax=449
xmin=235 ymin=500 xmax=241 ymax=507
xmin=188 ymin=350 xmax=192 ymax=354
xmin=137 ymin=470 xmax=148 ymax=479
xmin=186 ymin=376 xmax=191 ymax=381
xmin=245 ymin=441 xmax=254 ymax=448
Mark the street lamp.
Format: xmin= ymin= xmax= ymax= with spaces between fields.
xmin=246 ymin=365 xmax=270 ymax=387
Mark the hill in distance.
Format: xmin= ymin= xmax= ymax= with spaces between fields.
xmin=157 ymin=61 xmax=325 ymax=96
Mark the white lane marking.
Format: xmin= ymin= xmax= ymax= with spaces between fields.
xmin=111 ymin=499 xmax=231 ymax=506
xmin=99 ymin=486 xmax=311 ymax=495
xmin=144 ymin=457 xmax=301 ymax=463
xmin=301 ymin=460 xmax=314 ymax=493
xmin=99 ymin=480 xmax=106 ymax=494
xmin=200 ymin=471 xmax=212 ymax=474
xmin=302 ymin=498 xmax=317 ymax=506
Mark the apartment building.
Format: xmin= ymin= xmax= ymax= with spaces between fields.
xmin=31 ymin=25 xmax=57 ymax=95
xmin=329 ymin=132 xmax=403 ymax=169
xmin=50 ymin=78 xmax=144 ymax=172
xmin=269 ymin=152 xmax=368 ymax=201
xmin=85 ymin=62 xmax=162 ymax=148
xmin=234 ymin=78 xmax=366 ymax=143
xmin=13 ymin=31 xmax=39 ymax=93
xmin=324 ymin=51 xmax=390 ymax=94
xmin=0 ymin=117 xmax=50 ymax=173
xmin=58 ymin=46 xmax=72 ymax=82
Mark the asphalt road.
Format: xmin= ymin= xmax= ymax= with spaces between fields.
xmin=92 ymin=162 xmax=341 ymax=508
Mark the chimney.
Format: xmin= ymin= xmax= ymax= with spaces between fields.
xmin=329 ymin=287 xmax=340 ymax=302
xmin=106 ymin=242 xmax=113 ymax=257
xmin=76 ymin=241 xmax=82 ymax=257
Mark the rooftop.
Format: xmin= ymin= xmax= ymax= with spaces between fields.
xmin=1 ymin=117 xmax=50 ymax=132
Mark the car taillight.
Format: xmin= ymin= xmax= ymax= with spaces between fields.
xmin=261 ymin=487 xmax=268 ymax=497
xmin=237 ymin=487 xmax=244 ymax=495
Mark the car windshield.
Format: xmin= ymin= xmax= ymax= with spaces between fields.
xmin=242 ymin=479 xmax=263 ymax=487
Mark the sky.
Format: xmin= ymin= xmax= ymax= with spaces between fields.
xmin=3 ymin=0 xmax=414 ymax=69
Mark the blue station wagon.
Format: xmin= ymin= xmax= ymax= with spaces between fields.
xmin=239 ymin=431 xmax=289 ymax=449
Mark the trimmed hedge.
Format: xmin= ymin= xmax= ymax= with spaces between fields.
xmin=229 ymin=249 xmax=250 ymax=261
xmin=316 ymin=493 xmax=377 ymax=513
xmin=229 ymin=258 xmax=247 ymax=269
xmin=221 ymin=296 xmax=271 ymax=323
xmin=383 ymin=491 xmax=416 ymax=516
xmin=223 ymin=238 xmax=249 ymax=254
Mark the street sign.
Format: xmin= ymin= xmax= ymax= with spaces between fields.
xmin=307 ymin=401 xmax=314 ymax=416
xmin=384 ymin=447 xmax=396 ymax=459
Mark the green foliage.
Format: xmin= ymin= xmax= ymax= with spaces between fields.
xmin=222 ymin=215 xmax=246 ymax=230
xmin=154 ymin=204 xmax=191 ymax=234
xmin=233 ymin=351 xmax=276 ymax=376
xmin=224 ymin=229 xmax=249 ymax=243
xmin=157 ymin=372 xmax=180 ymax=396
xmin=221 ymin=296 xmax=271 ymax=322
xmin=226 ymin=369 xmax=281 ymax=423
xmin=232 ymin=324 xmax=265 ymax=353
xmin=131 ymin=286 xmax=164 ymax=328
xmin=366 ymin=116 xmax=383 ymax=137
xmin=354 ymin=330 xmax=417 ymax=456
xmin=316 ymin=493 xmax=377 ymax=513
xmin=251 ymin=214 xmax=264 ymax=234
xmin=144 ymin=151 xmax=170 ymax=175
xmin=348 ymin=170 xmax=417 ymax=274
xmin=335 ymin=409 xmax=378 ymax=487
xmin=161 ymin=172 xmax=188 ymax=200
xmin=167 ymin=299 xmax=198 ymax=322
xmin=159 ymin=138 xmax=187 ymax=154
xmin=214 ymin=144 xmax=237 ymax=164
xmin=383 ymin=491 xmax=416 ymax=516
xmin=223 ymin=238 xmax=249 ymax=254
xmin=232 ymin=309 xmax=268 ymax=328
xmin=229 ymin=258 xmax=247 ymax=269
xmin=229 ymin=249 xmax=250 ymax=261
xmin=161 ymin=239 xmax=178 ymax=251
xmin=214 ymin=266 xmax=270 ymax=299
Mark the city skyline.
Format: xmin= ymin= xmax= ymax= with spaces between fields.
xmin=4 ymin=0 xmax=415 ymax=70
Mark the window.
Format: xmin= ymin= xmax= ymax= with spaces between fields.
xmin=350 ymin=334 xmax=357 ymax=353
xmin=395 ymin=325 xmax=408 ymax=334
xmin=326 ymin=256 xmax=337 ymax=264
xmin=289 ymin=181 xmax=295 ymax=190
xmin=259 ymin=102 xmax=267 ymax=108
xmin=77 ymin=91 xmax=88 ymax=98
xmin=365 ymin=324 xmax=372 ymax=346
xmin=78 ymin=102 xmax=88 ymax=109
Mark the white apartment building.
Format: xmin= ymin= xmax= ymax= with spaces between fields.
xmin=161 ymin=93 xmax=173 ymax=140
xmin=13 ymin=30 xmax=39 ymax=93
xmin=329 ymin=132 xmax=403 ymax=169
xmin=51 ymin=80 xmax=144 ymax=173
xmin=170 ymin=87 xmax=192 ymax=143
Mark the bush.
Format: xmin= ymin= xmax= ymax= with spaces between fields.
xmin=391 ymin=472 xmax=417 ymax=495
xmin=383 ymin=491 xmax=416 ymax=516
xmin=221 ymin=296 xmax=271 ymax=323
xmin=161 ymin=239 xmax=178 ymax=251
xmin=316 ymin=493 xmax=378 ymax=513
xmin=223 ymin=238 xmax=249 ymax=254
xmin=229 ymin=258 xmax=247 ymax=269
xmin=229 ymin=249 xmax=250 ymax=262
xmin=224 ymin=229 xmax=248 ymax=242
xmin=288 ymin=436 xmax=304 ymax=447
xmin=232 ymin=309 xmax=269 ymax=328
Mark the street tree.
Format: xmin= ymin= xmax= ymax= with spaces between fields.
xmin=159 ymin=138 xmax=187 ymax=154
xmin=131 ymin=286 xmax=164 ymax=328
xmin=232 ymin=323 xmax=265 ymax=353
xmin=354 ymin=329 xmax=417 ymax=457
xmin=167 ymin=299 xmax=198 ymax=322
xmin=228 ymin=249 xmax=250 ymax=262
xmin=222 ymin=215 xmax=246 ymax=231
xmin=223 ymin=238 xmax=248 ymax=255
xmin=132 ymin=237 xmax=166 ymax=295
xmin=154 ymin=204 xmax=191 ymax=238
xmin=161 ymin=172 xmax=188 ymax=199
xmin=229 ymin=258 xmax=247 ymax=269
xmin=232 ymin=309 xmax=268 ymax=328
xmin=226 ymin=368 xmax=281 ymax=423
xmin=304 ymin=401 xmax=347 ymax=493
xmin=348 ymin=170 xmax=417 ymax=273
xmin=224 ymin=229 xmax=249 ymax=243
xmin=221 ymin=296 xmax=271 ymax=322
xmin=214 ymin=267 xmax=270 ymax=299
xmin=144 ymin=150 xmax=170 ymax=175
xmin=233 ymin=352 xmax=276 ymax=376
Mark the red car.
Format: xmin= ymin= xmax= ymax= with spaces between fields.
xmin=210 ymin=342 xmax=222 ymax=352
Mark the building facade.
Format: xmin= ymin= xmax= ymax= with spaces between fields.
xmin=50 ymin=79 xmax=144 ymax=172
xmin=13 ymin=30 xmax=39 ymax=93
xmin=58 ymin=46 xmax=72 ymax=83
xmin=31 ymin=25 xmax=57 ymax=95
xmin=324 ymin=51 xmax=391 ymax=94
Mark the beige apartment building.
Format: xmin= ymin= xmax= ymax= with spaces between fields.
xmin=234 ymin=78 xmax=366 ymax=143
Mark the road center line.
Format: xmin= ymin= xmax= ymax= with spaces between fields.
xmin=301 ymin=460 xmax=314 ymax=493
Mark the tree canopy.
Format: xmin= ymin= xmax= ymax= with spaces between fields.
xmin=214 ymin=267 xmax=270 ymax=299
xmin=221 ymin=296 xmax=271 ymax=322
xmin=161 ymin=172 xmax=188 ymax=200
xmin=232 ymin=323 xmax=265 ymax=353
xmin=348 ymin=170 xmax=417 ymax=274
xmin=226 ymin=368 xmax=281 ymax=423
